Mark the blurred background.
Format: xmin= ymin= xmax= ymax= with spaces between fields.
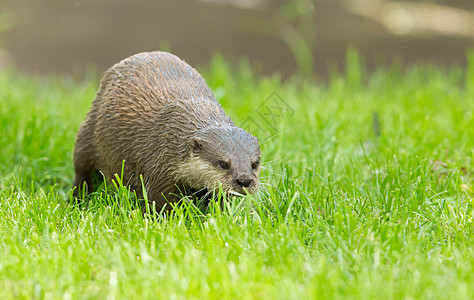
xmin=0 ymin=0 xmax=473 ymax=78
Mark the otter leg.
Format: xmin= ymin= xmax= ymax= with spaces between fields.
xmin=72 ymin=118 xmax=98 ymax=199
xmin=72 ymin=169 xmax=95 ymax=198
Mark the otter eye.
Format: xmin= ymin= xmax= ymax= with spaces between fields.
xmin=219 ymin=161 xmax=230 ymax=170
xmin=251 ymin=161 xmax=260 ymax=169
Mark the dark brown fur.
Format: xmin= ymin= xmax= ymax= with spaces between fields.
xmin=73 ymin=51 xmax=261 ymax=211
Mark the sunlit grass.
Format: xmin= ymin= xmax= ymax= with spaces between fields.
xmin=0 ymin=52 xmax=473 ymax=299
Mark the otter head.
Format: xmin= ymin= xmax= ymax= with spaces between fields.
xmin=177 ymin=126 xmax=261 ymax=196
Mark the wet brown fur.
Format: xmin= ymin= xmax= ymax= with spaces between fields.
xmin=73 ymin=51 xmax=261 ymax=211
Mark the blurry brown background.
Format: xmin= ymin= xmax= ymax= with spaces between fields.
xmin=1 ymin=0 xmax=474 ymax=78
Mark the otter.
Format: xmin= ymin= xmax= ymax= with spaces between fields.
xmin=73 ymin=51 xmax=261 ymax=211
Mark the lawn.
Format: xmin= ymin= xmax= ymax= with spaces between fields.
xmin=0 ymin=52 xmax=473 ymax=299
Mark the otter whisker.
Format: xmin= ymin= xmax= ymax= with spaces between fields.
xmin=260 ymin=129 xmax=289 ymax=145
xmin=262 ymin=155 xmax=286 ymax=165
xmin=259 ymin=186 xmax=271 ymax=195
xmin=203 ymin=189 xmax=215 ymax=200
xmin=188 ymin=187 xmax=208 ymax=197
xmin=258 ymin=182 xmax=272 ymax=187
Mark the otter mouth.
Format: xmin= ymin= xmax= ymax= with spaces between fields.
xmin=184 ymin=185 xmax=256 ymax=207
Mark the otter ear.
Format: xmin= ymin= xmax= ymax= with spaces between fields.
xmin=191 ymin=137 xmax=204 ymax=152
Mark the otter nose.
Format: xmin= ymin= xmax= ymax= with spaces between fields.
xmin=236 ymin=178 xmax=253 ymax=188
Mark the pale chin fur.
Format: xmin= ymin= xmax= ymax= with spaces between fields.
xmin=175 ymin=154 xmax=231 ymax=193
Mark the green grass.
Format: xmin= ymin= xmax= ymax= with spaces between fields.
xmin=1 ymin=53 xmax=474 ymax=299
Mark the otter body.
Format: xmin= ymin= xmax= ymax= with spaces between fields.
xmin=73 ymin=51 xmax=261 ymax=210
